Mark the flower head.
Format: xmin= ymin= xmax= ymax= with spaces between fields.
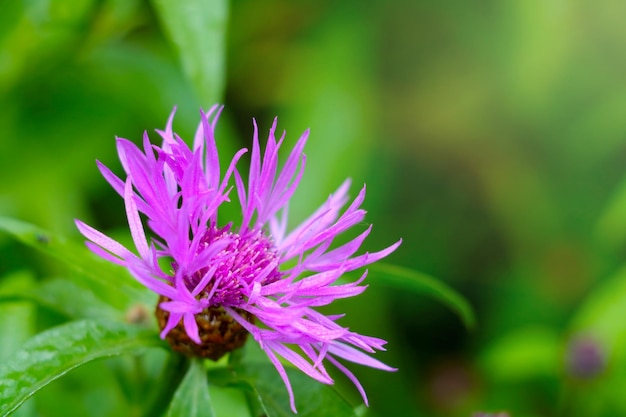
xmin=76 ymin=105 xmax=401 ymax=412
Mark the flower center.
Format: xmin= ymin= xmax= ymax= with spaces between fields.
xmin=156 ymin=224 xmax=282 ymax=359
xmin=189 ymin=224 xmax=283 ymax=306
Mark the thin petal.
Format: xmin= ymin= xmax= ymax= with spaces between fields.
xmin=184 ymin=312 xmax=201 ymax=344
xmin=160 ymin=311 xmax=183 ymax=338
xmin=326 ymin=355 xmax=369 ymax=406
xmin=124 ymin=179 xmax=150 ymax=260
xmin=75 ymin=220 xmax=132 ymax=261
xmin=327 ymin=342 xmax=397 ymax=371
xmin=270 ymin=342 xmax=333 ymax=384
xmin=263 ymin=344 xmax=298 ymax=413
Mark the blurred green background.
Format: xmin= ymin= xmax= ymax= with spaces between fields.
xmin=3 ymin=0 xmax=626 ymax=416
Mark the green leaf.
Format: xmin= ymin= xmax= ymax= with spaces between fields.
xmin=166 ymin=359 xmax=215 ymax=417
xmin=151 ymin=0 xmax=229 ymax=105
xmin=0 ymin=273 xmax=37 ymax=417
xmin=0 ymin=0 xmax=23 ymax=42
xmin=0 ymin=278 xmax=125 ymax=321
xmin=368 ymin=263 xmax=475 ymax=329
xmin=0 ymin=217 xmax=154 ymax=309
xmin=480 ymin=326 xmax=561 ymax=381
xmin=596 ymin=175 xmax=626 ymax=251
xmin=39 ymin=278 xmax=130 ymax=320
xmin=0 ymin=272 xmax=36 ymax=359
xmin=0 ymin=319 xmax=165 ymax=417
xmin=209 ymin=363 xmax=356 ymax=417
xmin=570 ymin=265 xmax=626 ymax=347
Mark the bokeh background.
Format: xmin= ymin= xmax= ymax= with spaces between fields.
xmin=3 ymin=0 xmax=626 ymax=416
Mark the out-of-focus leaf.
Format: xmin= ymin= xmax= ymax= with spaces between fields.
xmin=0 ymin=277 xmax=124 ymax=321
xmin=0 ymin=319 xmax=165 ymax=417
xmin=0 ymin=1 xmax=23 ymax=41
xmin=26 ymin=0 xmax=96 ymax=27
xmin=207 ymin=385 xmax=251 ymax=417
xmin=595 ymin=176 xmax=626 ymax=251
xmin=208 ymin=362 xmax=356 ymax=417
xmin=166 ymin=359 xmax=215 ymax=417
xmin=0 ymin=272 xmax=36 ymax=359
xmin=39 ymin=278 xmax=131 ymax=320
xmin=279 ymin=16 xmax=376 ymax=222
xmin=368 ymin=263 xmax=475 ymax=329
xmin=33 ymin=358 xmax=131 ymax=417
xmin=0 ymin=0 xmax=97 ymax=92
xmin=0 ymin=272 xmax=36 ymax=417
xmin=497 ymin=0 xmax=572 ymax=117
xmin=565 ymin=265 xmax=626 ymax=416
xmin=480 ymin=326 xmax=561 ymax=381
xmin=353 ymin=404 xmax=375 ymax=417
xmin=0 ymin=217 xmax=153 ymax=309
xmin=151 ymin=0 xmax=228 ymax=106
xmin=85 ymin=0 xmax=146 ymax=47
xmin=570 ymin=266 xmax=626 ymax=348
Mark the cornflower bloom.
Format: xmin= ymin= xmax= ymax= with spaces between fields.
xmin=76 ymin=106 xmax=401 ymax=412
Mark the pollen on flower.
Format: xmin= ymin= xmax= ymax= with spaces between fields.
xmin=193 ymin=224 xmax=283 ymax=306
xmin=156 ymin=224 xmax=282 ymax=359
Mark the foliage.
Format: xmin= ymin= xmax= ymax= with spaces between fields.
xmin=2 ymin=0 xmax=626 ymax=416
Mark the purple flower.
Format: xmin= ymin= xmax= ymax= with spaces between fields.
xmin=566 ymin=335 xmax=605 ymax=379
xmin=76 ymin=105 xmax=401 ymax=411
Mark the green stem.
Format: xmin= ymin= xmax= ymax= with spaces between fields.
xmin=142 ymin=352 xmax=189 ymax=417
